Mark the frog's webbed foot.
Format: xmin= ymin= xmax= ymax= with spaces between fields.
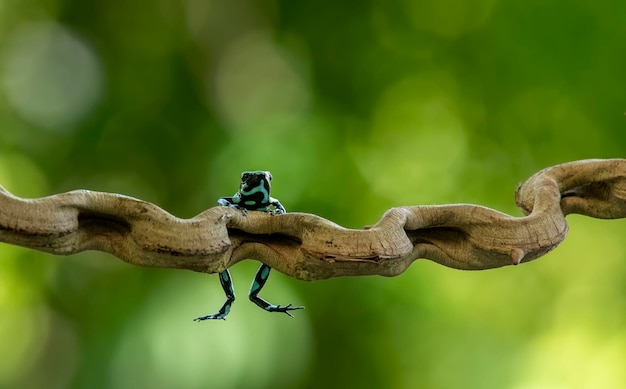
xmin=217 ymin=198 xmax=248 ymax=216
xmin=268 ymin=208 xmax=285 ymax=216
xmin=258 ymin=303 xmax=304 ymax=318
xmin=249 ymin=264 xmax=304 ymax=318
xmin=194 ymin=312 xmax=228 ymax=321
xmin=194 ymin=270 xmax=235 ymax=321
xmin=269 ymin=198 xmax=286 ymax=215
xmin=227 ymin=203 xmax=247 ymax=216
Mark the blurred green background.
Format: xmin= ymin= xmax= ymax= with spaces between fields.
xmin=1 ymin=0 xmax=625 ymax=388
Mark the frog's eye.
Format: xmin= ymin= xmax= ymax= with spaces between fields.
xmin=266 ymin=172 xmax=272 ymax=182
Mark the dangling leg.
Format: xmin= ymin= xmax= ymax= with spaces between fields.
xmin=248 ymin=264 xmax=304 ymax=317
xmin=194 ymin=270 xmax=236 ymax=321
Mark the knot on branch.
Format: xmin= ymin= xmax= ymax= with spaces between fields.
xmin=1 ymin=159 xmax=625 ymax=281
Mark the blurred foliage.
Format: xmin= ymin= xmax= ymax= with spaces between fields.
xmin=0 ymin=0 xmax=625 ymax=388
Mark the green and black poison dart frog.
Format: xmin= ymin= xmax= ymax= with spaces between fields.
xmin=194 ymin=171 xmax=304 ymax=321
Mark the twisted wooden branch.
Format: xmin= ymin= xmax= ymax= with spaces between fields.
xmin=1 ymin=159 xmax=625 ymax=281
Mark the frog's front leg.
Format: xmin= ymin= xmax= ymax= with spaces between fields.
xmin=248 ymin=264 xmax=304 ymax=317
xmin=194 ymin=270 xmax=236 ymax=321
xmin=268 ymin=197 xmax=286 ymax=215
xmin=218 ymin=197 xmax=247 ymax=215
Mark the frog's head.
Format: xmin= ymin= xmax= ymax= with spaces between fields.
xmin=240 ymin=170 xmax=272 ymax=192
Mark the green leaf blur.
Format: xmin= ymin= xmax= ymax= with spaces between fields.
xmin=0 ymin=0 xmax=625 ymax=388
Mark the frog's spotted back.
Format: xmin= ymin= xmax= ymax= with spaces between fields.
xmin=216 ymin=171 xmax=285 ymax=215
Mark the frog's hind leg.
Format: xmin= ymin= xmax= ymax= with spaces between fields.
xmin=194 ymin=270 xmax=236 ymax=321
xmin=248 ymin=264 xmax=304 ymax=317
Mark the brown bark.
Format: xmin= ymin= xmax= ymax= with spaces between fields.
xmin=1 ymin=159 xmax=625 ymax=281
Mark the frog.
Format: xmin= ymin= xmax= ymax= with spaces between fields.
xmin=194 ymin=171 xmax=304 ymax=321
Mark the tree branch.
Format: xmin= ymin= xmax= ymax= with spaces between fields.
xmin=1 ymin=159 xmax=625 ymax=281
